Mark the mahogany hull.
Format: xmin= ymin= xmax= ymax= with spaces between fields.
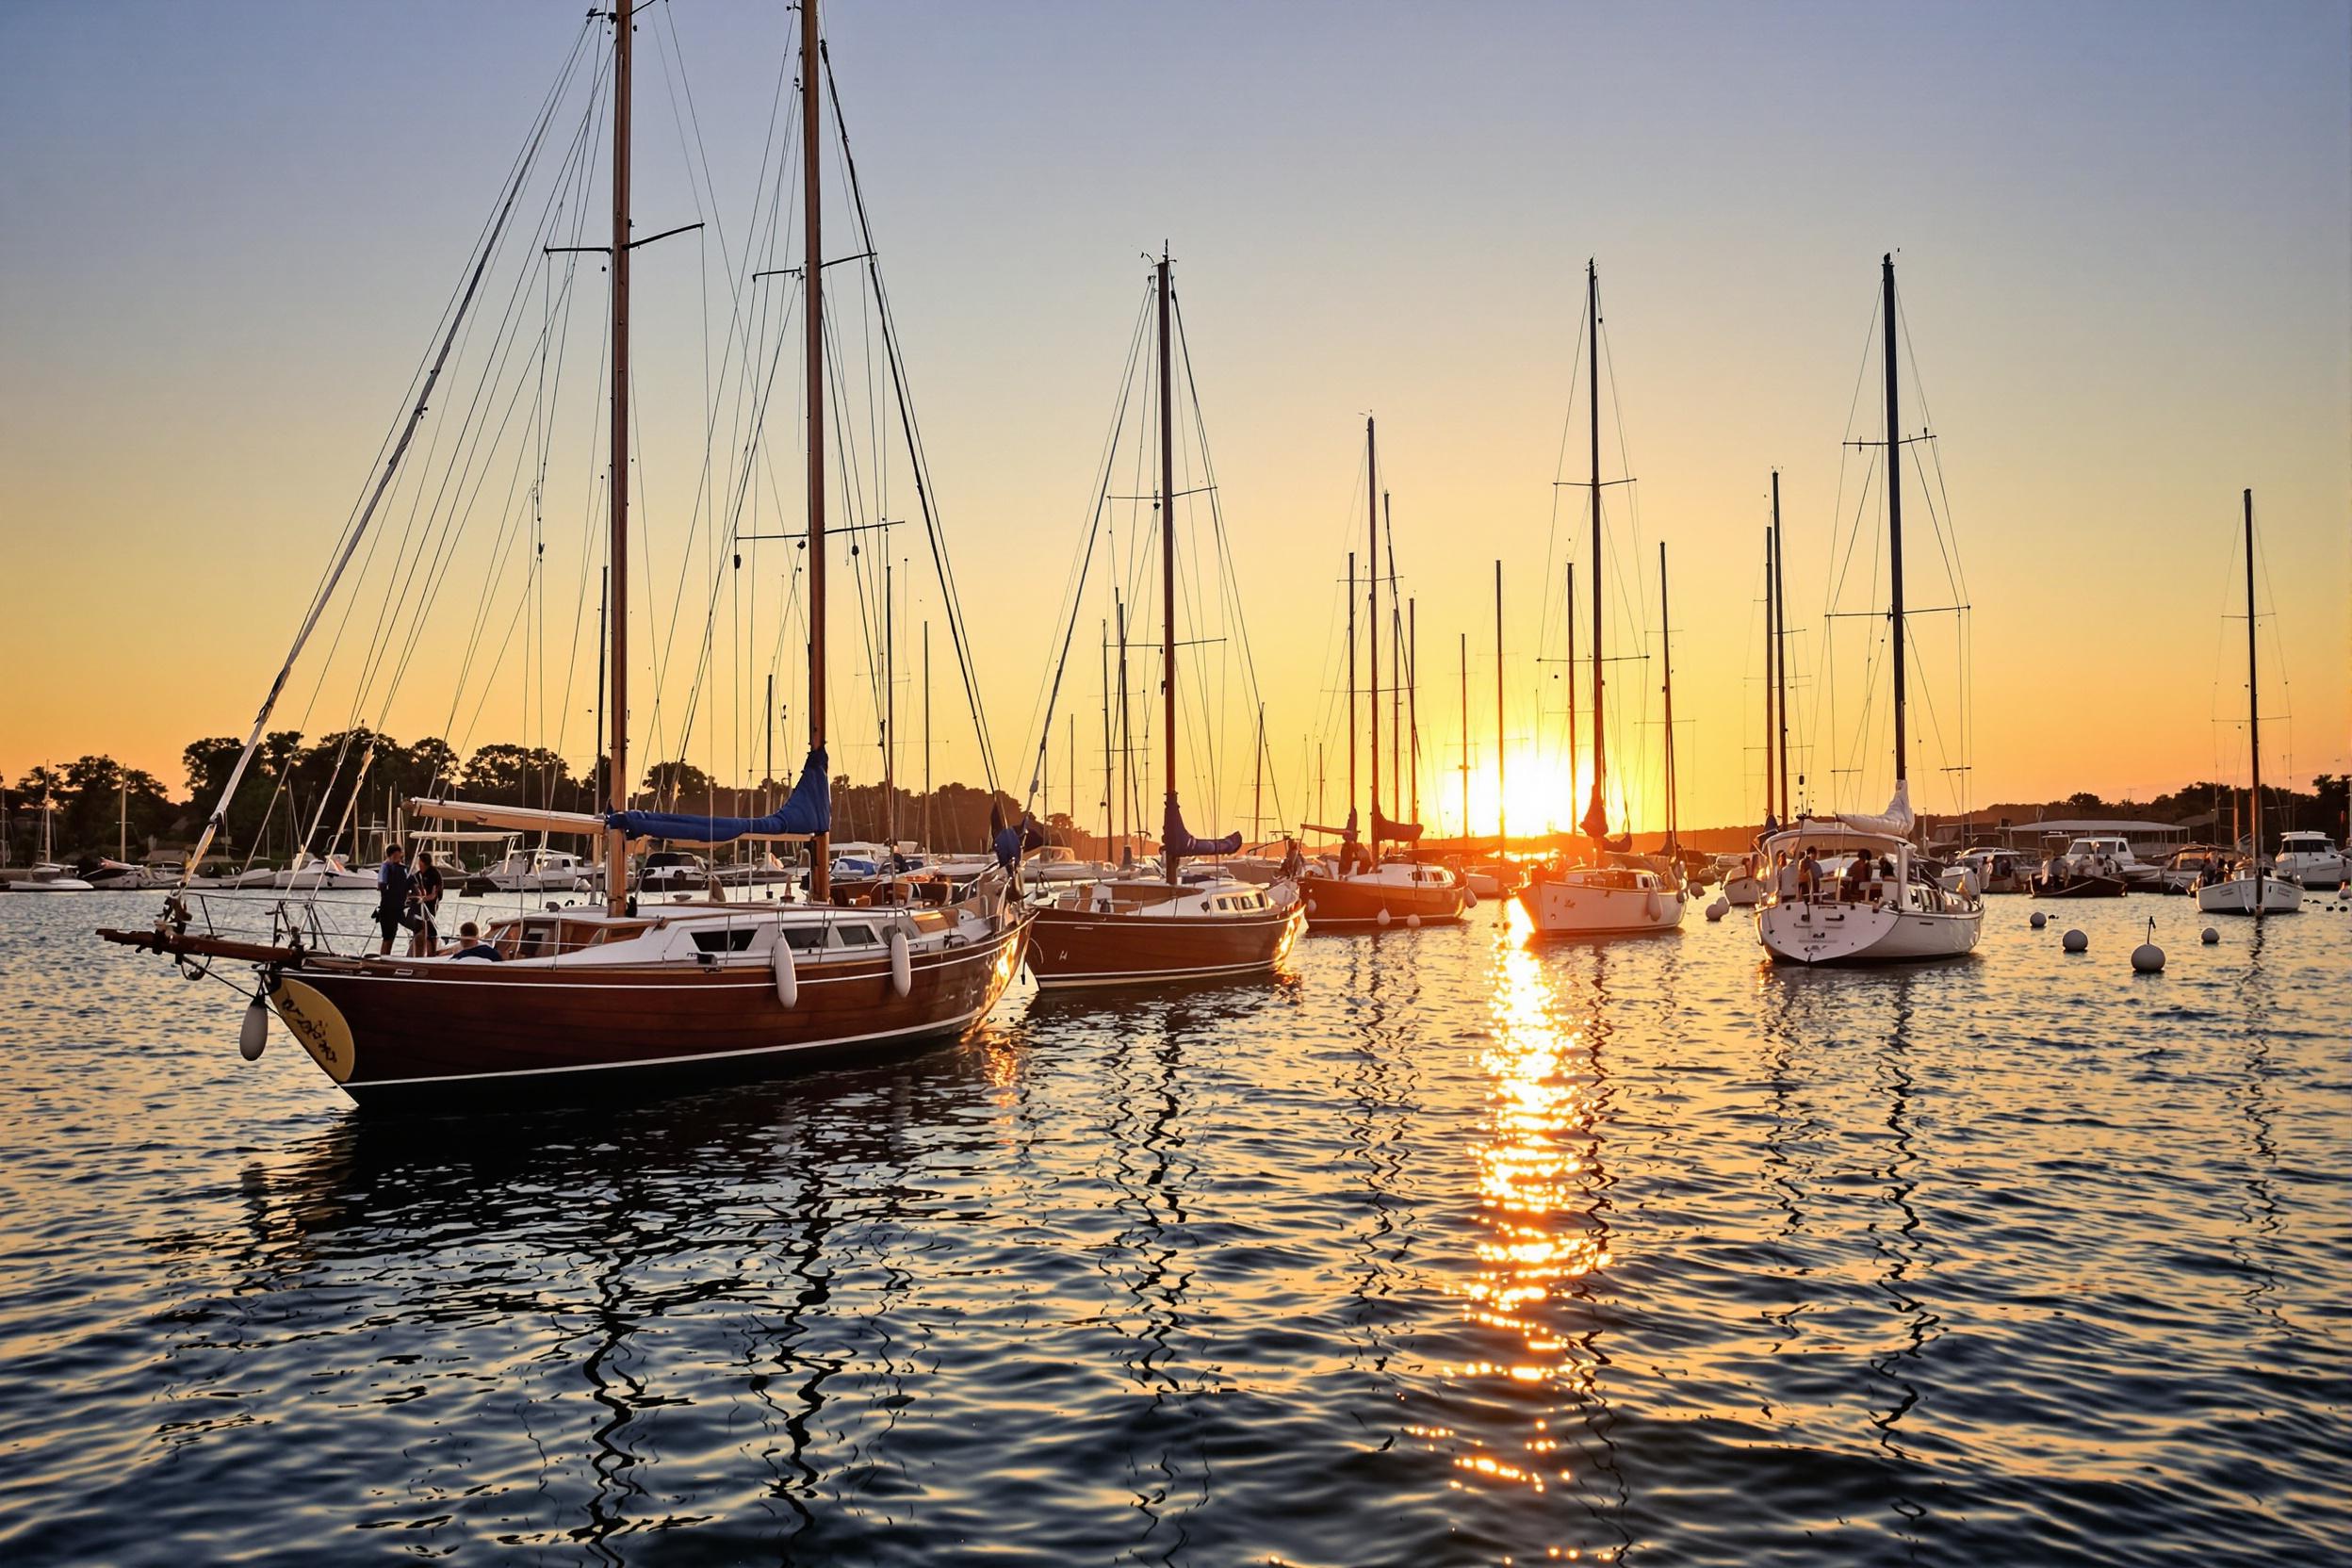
xmin=1025 ymin=903 xmax=1305 ymax=988
xmin=268 ymin=921 xmax=1029 ymax=1106
xmin=1297 ymin=873 xmax=1469 ymax=930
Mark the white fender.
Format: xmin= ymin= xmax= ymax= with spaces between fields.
xmin=772 ymin=935 xmax=798 ymax=1006
xmin=1644 ymin=890 xmax=1661 ymax=920
xmin=1405 ymin=912 xmax=1421 ymax=929
xmin=1376 ymin=906 xmax=1392 ymax=927
xmin=889 ymin=928 xmax=913 ymax=997
xmin=1464 ymin=889 xmax=1478 ymax=909
xmin=238 ymin=994 xmax=270 ymax=1060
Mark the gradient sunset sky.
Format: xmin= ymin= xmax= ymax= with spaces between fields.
xmin=3 ymin=0 xmax=2346 ymax=838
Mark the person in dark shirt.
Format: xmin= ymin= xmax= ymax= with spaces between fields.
xmin=449 ymin=921 xmax=501 ymax=961
xmin=411 ymin=851 xmax=444 ymax=957
xmin=375 ymin=844 xmax=423 ymax=956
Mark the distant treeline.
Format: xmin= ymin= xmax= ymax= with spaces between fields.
xmin=4 ymin=730 xmax=1037 ymax=864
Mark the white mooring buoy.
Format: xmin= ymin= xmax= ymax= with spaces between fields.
xmin=2132 ymin=918 xmax=2165 ymax=973
xmin=2062 ymin=928 xmax=2088 ymax=953
xmin=238 ymin=995 xmax=270 ymax=1061
xmin=2201 ymin=926 xmax=2220 ymax=945
xmin=2030 ymin=910 xmax=2049 ymax=929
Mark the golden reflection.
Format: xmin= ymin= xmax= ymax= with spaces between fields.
xmin=1441 ymin=906 xmax=1610 ymax=1509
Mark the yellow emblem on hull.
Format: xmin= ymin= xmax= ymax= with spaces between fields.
xmin=270 ymin=977 xmax=356 ymax=1084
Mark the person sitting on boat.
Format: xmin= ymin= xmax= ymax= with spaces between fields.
xmin=1841 ymin=852 xmax=1871 ymax=903
xmin=373 ymin=844 xmax=424 ymax=956
xmin=449 ymin=921 xmax=501 ymax=962
xmin=1795 ymin=849 xmax=1820 ymax=901
xmin=1281 ymin=836 xmax=1305 ymax=879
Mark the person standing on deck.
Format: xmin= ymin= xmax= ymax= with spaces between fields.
xmin=409 ymin=850 xmax=444 ymax=957
xmin=375 ymin=843 xmax=423 ymax=956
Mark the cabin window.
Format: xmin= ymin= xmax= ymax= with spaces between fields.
xmin=779 ymin=925 xmax=829 ymax=952
xmin=834 ymin=923 xmax=879 ymax=946
xmin=691 ymin=927 xmax=757 ymax=954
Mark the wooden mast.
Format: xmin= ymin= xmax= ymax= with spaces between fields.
xmin=803 ymin=0 xmax=830 ymax=901
xmin=1156 ymin=251 xmax=1179 ymax=884
xmin=602 ymin=0 xmax=633 ymax=915
xmin=1883 ymin=253 xmax=1907 ymax=797
xmin=1366 ymin=418 xmax=1380 ymax=851
xmin=2246 ymin=487 xmax=2264 ymax=914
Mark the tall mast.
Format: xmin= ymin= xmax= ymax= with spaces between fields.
xmin=1658 ymin=541 xmax=1677 ymax=849
xmin=2246 ymin=488 xmax=2263 ymax=913
xmin=1762 ymin=522 xmax=1776 ymax=825
xmin=1583 ymin=259 xmax=1607 ymax=836
xmin=1772 ymin=472 xmax=1791 ymax=817
xmin=601 ymin=1 xmax=633 ymax=915
xmin=883 ymin=552 xmax=895 ymax=849
xmin=1251 ymin=702 xmax=1265 ymax=846
xmin=1882 ymin=253 xmax=1907 ymax=792
xmin=1100 ymin=619 xmax=1112 ymax=854
xmin=1116 ymin=591 xmax=1132 ymax=860
xmin=801 ymin=0 xmax=830 ymax=900
xmin=1366 ymin=418 xmax=1380 ymax=846
xmin=1156 ymin=252 xmax=1180 ymax=884
xmin=1494 ymin=559 xmax=1506 ymax=846
xmin=1347 ymin=551 xmax=1358 ymax=823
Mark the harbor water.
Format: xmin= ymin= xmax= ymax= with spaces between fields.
xmin=1 ymin=890 xmax=2346 ymax=1565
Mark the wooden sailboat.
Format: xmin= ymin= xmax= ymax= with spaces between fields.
xmin=1517 ymin=260 xmax=1684 ymax=939
xmin=1297 ymin=417 xmax=1470 ymax=929
xmin=2197 ymin=489 xmax=2300 ymax=916
xmin=1755 ymin=254 xmax=1983 ymax=964
xmin=1026 ymin=253 xmax=1306 ymax=988
xmin=102 ymin=1 xmax=1029 ymax=1102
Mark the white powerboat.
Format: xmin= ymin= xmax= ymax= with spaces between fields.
xmin=483 ymin=846 xmax=595 ymax=893
xmin=1521 ymin=858 xmax=1687 ymax=938
xmin=273 ymin=851 xmax=378 ymax=890
xmin=2196 ymin=865 xmax=2301 ymax=916
xmin=13 ymin=862 xmax=95 ymax=892
xmin=2276 ymin=831 xmax=2346 ymax=890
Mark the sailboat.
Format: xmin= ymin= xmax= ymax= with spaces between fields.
xmin=1723 ymin=479 xmax=1790 ymax=909
xmin=1297 ymin=417 xmax=1470 ymax=930
xmin=1024 ymin=254 xmax=1307 ymax=988
xmin=2197 ymin=489 xmax=2300 ymax=916
xmin=102 ymin=1 xmax=1030 ymax=1102
xmin=14 ymin=787 xmax=94 ymax=892
xmin=1518 ymin=261 xmax=1684 ymax=939
xmin=1755 ymin=254 xmax=1982 ymax=964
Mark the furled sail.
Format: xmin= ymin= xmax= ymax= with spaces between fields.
xmin=1163 ymin=797 xmax=1242 ymax=868
xmin=1836 ymin=780 xmax=1915 ymax=839
xmin=602 ymin=747 xmax=830 ymax=843
xmin=1371 ymin=809 xmax=1423 ymax=845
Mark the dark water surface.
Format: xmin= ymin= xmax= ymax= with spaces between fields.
xmin=3 ymin=890 xmax=2347 ymax=1565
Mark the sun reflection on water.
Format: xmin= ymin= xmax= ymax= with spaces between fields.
xmin=1440 ymin=905 xmax=1614 ymax=1524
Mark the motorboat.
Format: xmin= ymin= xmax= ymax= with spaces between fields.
xmin=2030 ymin=845 xmax=2128 ymax=898
xmin=1462 ymin=859 xmax=1521 ymax=900
xmin=2196 ymin=860 xmax=2302 ymax=916
xmin=273 ymin=851 xmax=378 ymax=890
xmin=2051 ymin=834 xmax=2163 ymax=890
xmin=1301 ymin=853 xmax=1472 ymax=929
xmin=482 ymin=846 xmax=595 ymax=894
xmin=1955 ymin=847 xmax=2028 ymax=894
xmin=13 ymin=862 xmax=95 ymax=892
xmin=2155 ymin=844 xmax=2226 ymax=894
xmin=2276 ymin=831 xmax=2346 ymax=890
xmin=1521 ymin=857 xmax=1686 ymax=938
xmin=638 ymin=849 xmax=713 ymax=899
xmin=1029 ymin=872 xmax=1304 ymax=988
xmin=1718 ymin=853 xmax=1766 ymax=907
xmin=81 ymin=858 xmax=158 ymax=890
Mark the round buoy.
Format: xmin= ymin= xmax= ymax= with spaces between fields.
xmin=1376 ymin=906 xmax=1392 ymax=928
xmin=1406 ymin=912 xmax=1422 ymax=929
xmin=771 ymin=936 xmax=798 ymax=1006
xmin=2201 ymin=926 xmax=2219 ymax=945
xmin=2062 ymin=928 xmax=2088 ymax=953
xmin=889 ymin=928 xmax=913 ymax=996
xmin=2132 ymin=921 xmax=2164 ymax=973
xmin=1306 ymin=898 xmax=1317 ymax=915
xmin=237 ymin=994 xmax=270 ymax=1061
xmin=1705 ymin=899 xmax=1728 ymax=923
xmin=2030 ymin=910 xmax=2048 ymax=929
xmin=1464 ymin=889 xmax=1478 ymax=909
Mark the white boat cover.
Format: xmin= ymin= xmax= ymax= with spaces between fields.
xmin=1836 ymin=780 xmax=1915 ymax=839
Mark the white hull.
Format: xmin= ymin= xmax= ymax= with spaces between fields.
xmin=1518 ymin=874 xmax=1686 ymax=938
xmin=488 ymin=872 xmax=596 ymax=893
xmin=1756 ymin=897 xmax=1982 ymax=965
xmin=273 ymin=868 xmax=379 ymax=890
xmin=2196 ymin=877 xmax=2302 ymax=915
xmin=11 ymin=877 xmax=95 ymax=892
xmin=1721 ymin=874 xmax=1764 ymax=907
xmin=2276 ymin=856 xmax=2345 ymax=890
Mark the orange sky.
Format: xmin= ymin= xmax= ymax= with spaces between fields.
xmin=3 ymin=2 xmax=2346 ymax=838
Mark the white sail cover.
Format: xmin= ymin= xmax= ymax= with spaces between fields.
xmin=1836 ymin=780 xmax=1916 ymax=839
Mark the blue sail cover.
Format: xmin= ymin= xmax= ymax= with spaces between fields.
xmin=603 ymin=747 xmax=830 ymax=842
xmin=1372 ymin=809 xmax=1424 ymax=844
xmin=1164 ymin=797 xmax=1242 ymax=869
